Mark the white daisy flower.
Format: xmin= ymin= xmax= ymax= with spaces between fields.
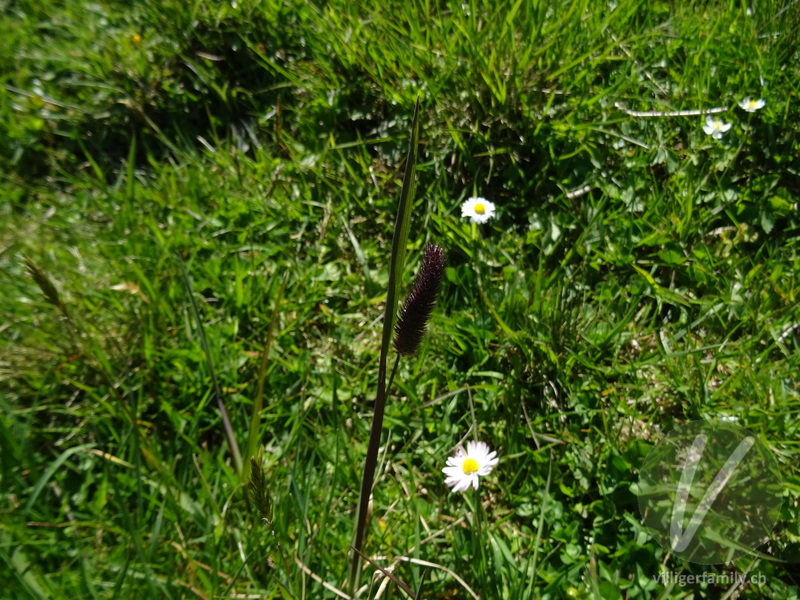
xmin=702 ymin=115 xmax=732 ymax=139
xmin=442 ymin=440 xmax=499 ymax=492
xmin=738 ymin=97 xmax=766 ymax=112
xmin=461 ymin=197 xmax=496 ymax=224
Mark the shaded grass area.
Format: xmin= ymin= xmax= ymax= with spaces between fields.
xmin=2 ymin=0 xmax=800 ymax=598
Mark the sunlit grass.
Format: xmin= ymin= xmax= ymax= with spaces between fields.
xmin=2 ymin=0 xmax=800 ymax=598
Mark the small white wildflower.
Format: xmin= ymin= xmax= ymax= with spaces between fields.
xmin=718 ymin=414 xmax=740 ymax=423
xmin=460 ymin=197 xmax=496 ymax=224
xmin=443 ymin=441 xmax=499 ymax=492
xmin=702 ymin=115 xmax=732 ymax=139
xmin=738 ymin=97 xmax=766 ymax=112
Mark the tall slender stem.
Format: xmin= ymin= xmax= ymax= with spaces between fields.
xmin=349 ymin=99 xmax=421 ymax=592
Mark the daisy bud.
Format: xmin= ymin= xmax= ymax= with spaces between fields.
xmin=393 ymin=244 xmax=446 ymax=356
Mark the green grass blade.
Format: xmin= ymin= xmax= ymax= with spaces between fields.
xmin=350 ymin=97 xmax=421 ymax=590
xmin=384 ymin=98 xmax=421 ymax=340
xmin=177 ymin=255 xmax=243 ymax=474
xmin=414 ymin=568 xmax=429 ymax=600
xmin=23 ymin=443 xmax=95 ymax=518
xmin=244 ymin=273 xmax=286 ymax=481
xmin=2 ymin=531 xmax=55 ymax=599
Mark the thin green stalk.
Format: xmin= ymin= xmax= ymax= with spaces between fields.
xmin=527 ymin=450 xmax=553 ymax=596
xmin=243 ymin=272 xmax=287 ymax=482
xmin=472 ymin=487 xmax=483 ymax=540
xmin=350 ymin=98 xmax=421 ymax=592
xmin=467 ymin=385 xmax=477 ymax=441
xmin=178 ymin=255 xmax=243 ymax=474
xmin=467 ymin=487 xmax=489 ymax=596
xmin=470 ymin=224 xmax=489 ymax=349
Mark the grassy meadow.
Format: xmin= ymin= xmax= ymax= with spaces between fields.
xmin=3 ymin=0 xmax=800 ymax=598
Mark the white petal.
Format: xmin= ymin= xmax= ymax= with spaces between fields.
xmin=455 ymin=477 xmax=473 ymax=493
xmin=483 ymin=459 xmax=499 ymax=471
xmin=443 ymin=466 xmax=462 ymax=478
xmin=466 ymin=441 xmax=483 ymax=455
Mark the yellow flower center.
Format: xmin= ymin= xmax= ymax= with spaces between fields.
xmin=462 ymin=458 xmax=479 ymax=474
xmin=474 ymin=203 xmax=486 ymax=215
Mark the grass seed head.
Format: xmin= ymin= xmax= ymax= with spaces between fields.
xmin=393 ymin=244 xmax=446 ymax=356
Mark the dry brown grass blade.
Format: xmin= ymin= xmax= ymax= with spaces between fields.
xmin=351 ymin=546 xmax=415 ymax=599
